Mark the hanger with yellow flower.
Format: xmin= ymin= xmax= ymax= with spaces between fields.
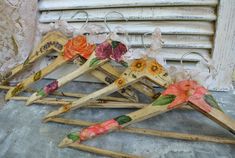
xmin=58 ymin=52 xmax=235 ymax=148
xmin=5 ymin=11 xmax=141 ymax=102
xmin=42 ymin=27 xmax=172 ymax=121
xmin=26 ymin=11 xmax=159 ymax=105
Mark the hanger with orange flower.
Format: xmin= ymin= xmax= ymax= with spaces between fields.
xmin=42 ymin=27 xmax=173 ymax=119
xmin=5 ymin=11 xmax=147 ymax=102
xmin=25 ymin=11 xmax=159 ymax=105
xmin=4 ymin=11 xmax=93 ymax=100
xmin=58 ymin=52 xmax=235 ymax=148
xmin=0 ymin=31 xmax=67 ymax=86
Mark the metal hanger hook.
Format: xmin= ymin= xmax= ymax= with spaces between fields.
xmin=141 ymin=32 xmax=152 ymax=50
xmin=72 ymin=10 xmax=89 ymax=30
xmin=180 ymin=52 xmax=216 ymax=74
xmin=58 ymin=10 xmax=89 ymax=30
xmin=104 ymin=11 xmax=128 ymax=33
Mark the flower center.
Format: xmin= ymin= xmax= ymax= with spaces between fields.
xmin=136 ymin=63 xmax=142 ymax=68
xmin=151 ymin=66 xmax=158 ymax=71
xmin=118 ymin=80 xmax=123 ymax=84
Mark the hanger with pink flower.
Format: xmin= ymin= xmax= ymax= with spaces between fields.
xmin=57 ymin=52 xmax=235 ymax=148
xmin=25 ymin=11 xmax=159 ymax=105
xmin=42 ymin=27 xmax=172 ymax=120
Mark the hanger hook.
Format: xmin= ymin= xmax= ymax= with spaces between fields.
xmin=180 ymin=52 xmax=217 ymax=75
xmin=141 ymin=32 xmax=152 ymax=50
xmin=104 ymin=11 xmax=128 ymax=33
xmin=71 ymin=10 xmax=89 ymax=30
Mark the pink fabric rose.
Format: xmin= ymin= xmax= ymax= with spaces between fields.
xmin=95 ymin=41 xmax=112 ymax=60
xmin=43 ymin=80 xmax=59 ymax=94
xmin=111 ymin=41 xmax=127 ymax=62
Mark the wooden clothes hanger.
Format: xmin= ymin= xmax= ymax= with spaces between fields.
xmin=4 ymin=11 xmax=93 ymax=100
xmin=58 ymin=54 xmax=235 ymax=147
xmin=26 ymin=11 xmax=157 ymax=105
xmin=4 ymin=11 xmax=146 ymax=102
xmin=58 ymin=79 xmax=235 ymax=147
xmin=42 ymin=29 xmax=173 ymax=119
xmin=0 ymin=31 xmax=67 ymax=85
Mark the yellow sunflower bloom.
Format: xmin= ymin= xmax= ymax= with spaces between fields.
xmin=115 ymin=77 xmax=126 ymax=89
xmin=130 ymin=59 xmax=146 ymax=72
xmin=147 ymin=60 xmax=164 ymax=76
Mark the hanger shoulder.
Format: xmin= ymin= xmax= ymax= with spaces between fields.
xmin=100 ymin=63 xmax=155 ymax=98
xmin=189 ymin=101 xmax=235 ymax=134
xmin=43 ymin=68 xmax=144 ymax=119
xmin=5 ymin=55 xmax=66 ymax=100
xmin=26 ymin=54 xmax=109 ymax=105
xmin=2 ymin=32 xmax=67 ymax=84
xmin=89 ymin=69 xmax=138 ymax=102
xmin=58 ymin=94 xmax=173 ymax=146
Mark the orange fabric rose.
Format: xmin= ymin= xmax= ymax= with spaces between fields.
xmin=63 ymin=35 xmax=95 ymax=60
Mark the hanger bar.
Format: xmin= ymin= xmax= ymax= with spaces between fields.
xmin=58 ymin=80 xmax=235 ymax=147
xmin=43 ymin=59 xmax=172 ymax=119
xmin=0 ymin=85 xmax=130 ymax=102
xmin=45 ymin=117 xmax=235 ymax=145
xmin=11 ymin=96 xmax=148 ymax=108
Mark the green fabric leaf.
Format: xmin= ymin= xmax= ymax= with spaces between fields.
xmin=111 ymin=41 xmax=120 ymax=48
xmin=204 ymin=94 xmax=223 ymax=112
xmin=37 ymin=89 xmax=46 ymax=97
xmin=152 ymin=95 xmax=176 ymax=106
xmin=67 ymin=133 xmax=80 ymax=142
xmin=114 ymin=115 xmax=132 ymax=125
xmin=120 ymin=61 xmax=128 ymax=67
xmin=89 ymin=57 xmax=100 ymax=67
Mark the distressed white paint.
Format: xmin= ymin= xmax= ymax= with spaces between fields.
xmin=39 ymin=21 xmax=214 ymax=35
xmin=211 ymin=0 xmax=235 ymax=91
xmin=39 ymin=7 xmax=216 ymax=23
xmin=37 ymin=0 xmax=235 ymax=91
xmin=39 ymin=0 xmax=218 ymax=10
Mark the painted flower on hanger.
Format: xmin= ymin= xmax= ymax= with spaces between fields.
xmin=147 ymin=60 xmax=163 ymax=76
xmin=64 ymin=35 xmax=95 ymax=60
xmin=111 ymin=41 xmax=127 ymax=62
xmin=79 ymin=119 xmax=119 ymax=141
xmin=43 ymin=80 xmax=59 ymax=94
xmin=95 ymin=41 xmax=113 ymax=60
xmin=11 ymin=83 xmax=24 ymax=96
xmin=161 ymin=80 xmax=213 ymax=113
xmin=115 ymin=77 xmax=126 ymax=89
xmin=130 ymin=59 xmax=147 ymax=72
xmin=95 ymin=40 xmax=127 ymax=62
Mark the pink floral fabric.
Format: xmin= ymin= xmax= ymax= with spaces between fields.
xmin=95 ymin=40 xmax=127 ymax=62
xmin=43 ymin=80 xmax=59 ymax=94
xmin=79 ymin=119 xmax=120 ymax=141
xmin=162 ymin=80 xmax=212 ymax=112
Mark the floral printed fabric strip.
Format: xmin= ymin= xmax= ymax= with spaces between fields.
xmin=63 ymin=35 xmax=95 ymax=60
xmin=95 ymin=40 xmax=127 ymax=62
xmin=158 ymin=80 xmax=219 ymax=113
xmin=37 ymin=80 xmax=59 ymax=96
xmin=79 ymin=119 xmax=120 ymax=141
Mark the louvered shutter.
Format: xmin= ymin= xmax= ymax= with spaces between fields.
xmin=37 ymin=0 xmax=234 ymax=90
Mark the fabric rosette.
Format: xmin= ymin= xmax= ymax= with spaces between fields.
xmin=63 ymin=35 xmax=95 ymax=60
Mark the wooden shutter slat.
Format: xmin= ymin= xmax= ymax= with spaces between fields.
xmin=39 ymin=21 xmax=213 ymax=35
xmin=39 ymin=7 xmax=216 ymax=23
xmin=39 ymin=0 xmax=218 ymax=11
